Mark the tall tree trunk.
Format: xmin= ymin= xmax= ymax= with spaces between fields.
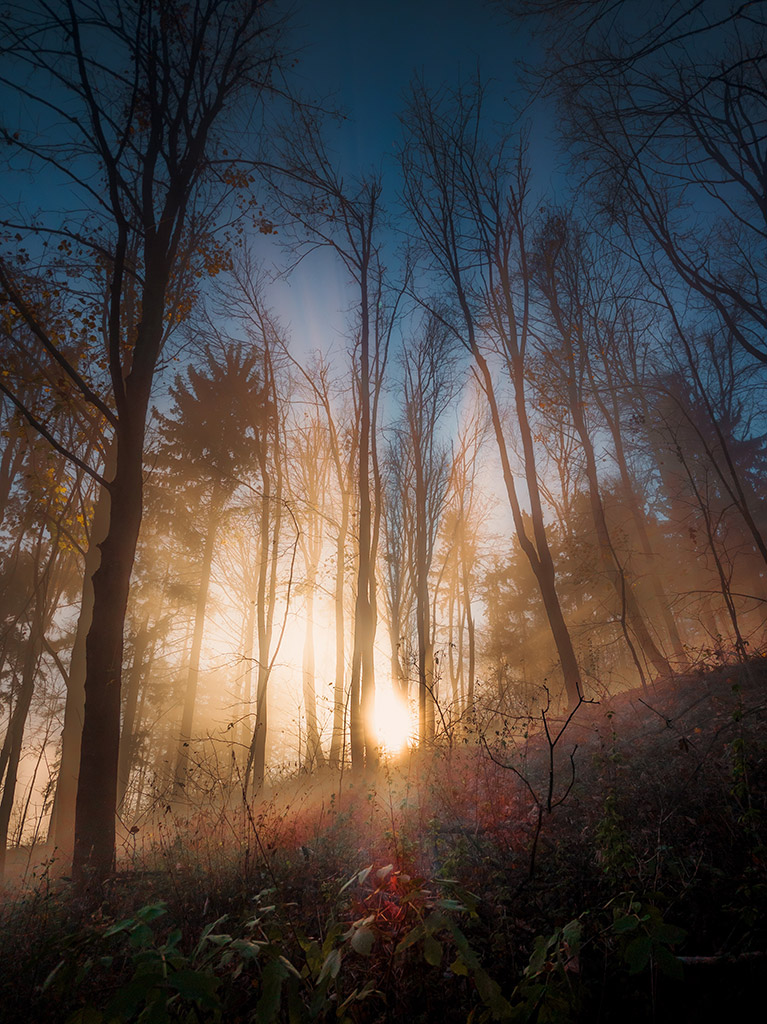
xmin=350 ymin=274 xmax=378 ymax=771
xmin=245 ymin=402 xmax=284 ymax=798
xmin=50 ymin=470 xmax=112 ymax=861
xmin=0 ymin=639 xmax=40 ymax=877
xmin=568 ymin=384 xmax=672 ymax=679
xmin=173 ymin=497 xmax=219 ymax=802
xmin=73 ymin=399 xmax=149 ymax=882
xmin=236 ymin=555 xmax=259 ymax=781
xmin=302 ymin=565 xmax=325 ymax=770
xmin=461 ymin=559 xmax=476 ymax=713
xmin=596 ymin=362 xmax=687 ymax=666
xmin=474 ymin=348 xmax=582 ymax=705
xmin=328 ymin=492 xmax=350 ymax=768
xmin=675 ymin=443 xmax=748 ymax=659
xmin=117 ymin=615 xmax=151 ymax=809
xmin=415 ymin=464 xmax=434 ymax=743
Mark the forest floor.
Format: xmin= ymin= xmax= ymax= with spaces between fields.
xmin=1 ymin=657 xmax=766 ymax=1022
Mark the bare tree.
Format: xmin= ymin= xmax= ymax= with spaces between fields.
xmin=0 ymin=451 xmax=82 ymax=875
xmin=509 ymin=0 xmax=767 ymax=367
xmin=262 ymin=111 xmax=402 ymax=769
xmin=0 ymin=0 xmax=288 ymax=880
xmin=289 ymin=410 xmax=332 ymax=771
xmin=532 ymin=215 xmax=673 ymax=681
xmin=401 ymin=81 xmax=583 ymax=706
xmin=381 ymin=440 xmax=413 ymax=704
xmin=396 ymin=314 xmax=456 ymax=742
xmin=440 ymin=393 xmax=490 ymax=716
xmin=278 ymin=354 xmax=356 ymax=770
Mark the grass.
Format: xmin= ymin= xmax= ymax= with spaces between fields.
xmin=1 ymin=658 xmax=766 ymax=1022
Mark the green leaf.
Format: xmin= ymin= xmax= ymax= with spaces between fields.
xmin=423 ymin=934 xmax=443 ymax=967
xmin=613 ymin=914 xmax=640 ymax=934
xmin=395 ymin=923 xmax=426 ymax=954
xmin=322 ymin=921 xmax=346 ymax=956
xmin=625 ymin=934 xmax=653 ymax=974
xmin=351 ymin=926 xmax=375 ymax=956
xmin=449 ymin=955 xmax=469 ymax=977
xmin=561 ymin=919 xmax=582 ymax=951
xmin=128 ymin=923 xmax=154 ymax=948
xmin=526 ymin=934 xmax=551 ymax=977
xmin=230 ymin=938 xmax=264 ymax=961
xmin=279 ymin=954 xmax=302 ymax=979
xmin=104 ymin=917 xmax=135 ymax=939
xmin=167 ymin=968 xmax=220 ymax=1006
xmin=42 ymin=959 xmax=66 ymax=992
xmin=655 ymin=945 xmax=684 ymax=981
xmin=654 ymin=923 xmax=687 ymax=946
xmin=256 ymin=958 xmax=290 ymax=1023
xmin=338 ymin=865 xmax=372 ymax=895
xmin=200 ymin=915 xmax=229 ymax=939
xmin=435 ymin=898 xmax=466 ymax=912
xmin=318 ymin=947 xmax=342 ymax=984
xmin=474 ymin=967 xmax=512 ymax=1020
xmin=136 ymin=903 xmax=168 ymax=924
xmin=357 ymin=865 xmax=373 ymax=886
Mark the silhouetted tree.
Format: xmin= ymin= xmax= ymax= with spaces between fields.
xmin=263 ymin=112 xmax=403 ymax=769
xmin=0 ymin=0 xmax=288 ymax=880
xmin=401 ymin=82 xmax=583 ymax=706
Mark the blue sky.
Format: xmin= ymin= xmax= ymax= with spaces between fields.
xmin=265 ymin=0 xmax=554 ymax=355
xmin=293 ymin=0 xmax=535 ymax=173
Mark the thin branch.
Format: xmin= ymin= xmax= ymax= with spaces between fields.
xmin=0 ymin=380 xmax=109 ymax=489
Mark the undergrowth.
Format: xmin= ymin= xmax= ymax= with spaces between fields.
xmin=1 ymin=660 xmax=766 ymax=1022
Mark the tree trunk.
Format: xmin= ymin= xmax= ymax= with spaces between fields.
xmin=461 ymin=559 xmax=476 ymax=713
xmin=173 ymin=497 xmax=219 ymax=803
xmin=302 ymin=571 xmax=325 ymax=770
xmin=596 ymin=363 xmax=687 ymax=666
xmin=245 ymin=413 xmax=283 ymax=798
xmin=474 ymin=349 xmax=582 ymax=705
xmin=50 ymin=470 xmax=112 ymax=861
xmin=415 ymin=463 xmax=434 ymax=743
xmin=328 ymin=492 xmax=349 ymax=768
xmin=0 ymin=637 xmax=40 ymax=877
xmin=350 ymin=272 xmax=378 ymax=771
xmin=117 ymin=615 xmax=151 ymax=810
xmin=568 ymin=384 xmax=672 ymax=679
xmin=73 ymin=409 xmax=146 ymax=882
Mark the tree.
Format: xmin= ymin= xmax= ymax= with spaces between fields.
xmin=0 ymin=444 xmax=83 ymax=875
xmin=268 ymin=346 xmax=356 ymax=770
xmin=401 ymin=81 xmax=583 ymax=706
xmin=396 ymin=314 xmax=456 ymax=742
xmin=532 ymin=215 xmax=673 ymax=682
xmin=0 ymin=0 xmax=287 ymax=880
xmin=156 ymin=344 xmax=268 ymax=803
xmin=263 ymin=111 xmax=402 ymax=769
xmin=508 ymin=0 xmax=767 ymax=367
xmin=380 ymin=438 xmax=413 ymax=704
xmin=439 ymin=393 xmax=489 ymax=717
xmin=219 ymin=276 xmax=292 ymax=798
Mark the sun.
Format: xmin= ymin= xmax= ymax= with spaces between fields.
xmin=373 ymin=685 xmax=413 ymax=753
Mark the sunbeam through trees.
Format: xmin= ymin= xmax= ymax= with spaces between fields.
xmin=1 ymin=1 xmax=766 ymax=1021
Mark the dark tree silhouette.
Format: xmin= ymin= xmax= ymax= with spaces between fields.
xmin=0 ymin=0 xmax=288 ymax=880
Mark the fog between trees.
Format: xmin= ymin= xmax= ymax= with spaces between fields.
xmin=0 ymin=0 xmax=765 ymax=881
